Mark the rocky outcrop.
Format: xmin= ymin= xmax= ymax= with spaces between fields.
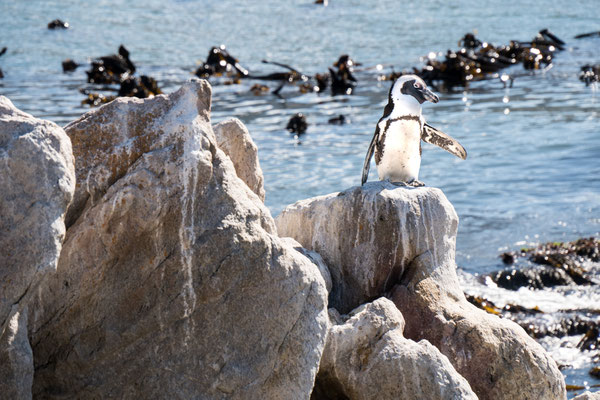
xmin=0 ymin=97 xmax=75 ymax=399
xmin=213 ymin=117 xmax=265 ymax=201
xmin=276 ymin=181 xmax=566 ymax=400
xmin=276 ymin=182 xmax=458 ymax=314
xmin=28 ymin=80 xmax=329 ymax=399
xmin=312 ymin=298 xmax=477 ymax=400
xmin=573 ymin=391 xmax=600 ymax=400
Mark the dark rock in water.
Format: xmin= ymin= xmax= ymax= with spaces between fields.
xmin=86 ymin=45 xmax=136 ymax=84
xmin=328 ymin=115 xmax=346 ymax=125
xmin=118 ymin=76 xmax=162 ymax=98
xmin=590 ymin=366 xmax=600 ymax=379
xmin=62 ymin=59 xmax=79 ymax=73
xmin=195 ymin=45 xmax=249 ymax=78
xmin=286 ymin=113 xmax=308 ymax=134
xmin=517 ymin=312 xmax=599 ymax=340
xmin=580 ymin=64 xmax=600 ymax=86
xmin=491 ymin=237 xmax=598 ymax=290
xmin=491 ymin=265 xmax=577 ymax=290
xmin=47 ymin=19 xmax=69 ymax=29
xmin=575 ymin=31 xmax=600 ymax=39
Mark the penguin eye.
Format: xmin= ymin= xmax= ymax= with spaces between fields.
xmin=414 ymin=82 xmax=422 ymax=89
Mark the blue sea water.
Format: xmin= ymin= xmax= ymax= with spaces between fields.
xmin=1 ymin=0 xmax=599 ymax=395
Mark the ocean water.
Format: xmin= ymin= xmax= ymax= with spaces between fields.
xmin=1 ymin=0 xmax=599 ymax=395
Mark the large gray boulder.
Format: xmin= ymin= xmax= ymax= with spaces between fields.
xmin=312 ymin=298 xmax=478 ymax=400
xmin=29 ymin=80 xmax=329 ymax=399
xmin=275 ymin=181 xmax=458 ymax=314
xmin=276 ymin=181 xmax=566 ymax=400
xmin=213 ymin=117 xmax=265 ymax=201
xmin=0 ymin=97 xmax=75 ymax=399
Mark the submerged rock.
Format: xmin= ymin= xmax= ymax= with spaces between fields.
xmin=29 ymin=80 xmax=329 ymax=399
xmin=312 ymin=298 xmax=477 ymax=400
xmin=0 ymin=96 xmax=75 ymax=398
xmin=276 ymin=181 xmax=566 ymax=400
xmin=213 ymin=118 xmax=265 ymax=201
xmin=495 ymin=237 xmax=598 ymax=290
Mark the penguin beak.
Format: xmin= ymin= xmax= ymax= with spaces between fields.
xmin=421 ymin=87 xmax=439 ymax=103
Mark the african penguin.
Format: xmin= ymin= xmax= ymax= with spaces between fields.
xmin=361 ymin=74 xmax=467 ymax=186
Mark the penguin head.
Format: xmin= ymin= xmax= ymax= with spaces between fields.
xmin=391 ymin=75 xmax=439 ymax=106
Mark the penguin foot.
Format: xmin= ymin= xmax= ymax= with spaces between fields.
xmin=408 ymin=179 xmax=425 ymax=187
xmin=389 ymin=180 xmax=408 ymax=187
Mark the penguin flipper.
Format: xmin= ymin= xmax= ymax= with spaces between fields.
xmin=361 ymin=125 xmax=380 ymax=185
xmin=422 ymin=123 xmax=467 ymax=160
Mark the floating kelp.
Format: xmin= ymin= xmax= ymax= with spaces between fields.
xmin=80 ymin=91 xmax=115 ymax=107
xmin=286 ymin=113 xmax=308 ymax=134
xmin=328 ymin=114 xmax=346 ymax=125
xmin=329 ymin=54 xmax=357 ymax=95
xmin=466 ymin=293 xmax=599 ymax=352
xmin=575 ymin=31 xmax=600 ymax=39
xmin=62 ymin=59 xmax=79 ymax=73
xmin=118 ymin=76 xmax=162 ymax=98
xmin=250 ymin=83 xmax=270 ymax=95
xmin=580 ymin=64 xmax=600 ymax=86
xmin=194 ymin=45 xmax=249 ymax=79
xmin=47 ymin=19 xmax=69 ymax=29
xmin=409 ymin=29 xmax=565 ymax=89
xmin=86 ymin=45 xmax=136 ymax=84
xmin=252 ymin=60 xmax=309 ymax=83
xmin=0 ymin=46 xmax=5 ymax=79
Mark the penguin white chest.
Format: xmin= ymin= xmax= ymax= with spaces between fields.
xmin=376 ymin=119 xmax=422 ymax=183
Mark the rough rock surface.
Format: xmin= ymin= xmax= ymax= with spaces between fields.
xmin=276 ymin=181 xmax=458 ymax=314
xmin=573 ymin=391 xmax=600 ymax=400
xmin=213 ymin=117 xmax=265 ymax=201
xmin=312 ymin=298 xmax=477 ymax=400
xmin=29 ymin=80 xmax=329 ymax=399
xmin=0 ymin=97 xmax=75 ymax=399
xmin=276 ymin=181 xmax=566 ymax=400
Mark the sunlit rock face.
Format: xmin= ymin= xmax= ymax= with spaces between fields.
xmin=276 ymin=182 xmax=460 ymax=314
xmin=312 ymin=298 xmax=478 ymax=400
xmin=0 ymin=97 xmax=75 ymax=399
xmin=276 ymin=181 xmax=566 ymax=400
xmin=213 ymin=117 xmax=265 ymax=202
xmin=29 ymin=80 xmax=329 ymax=399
